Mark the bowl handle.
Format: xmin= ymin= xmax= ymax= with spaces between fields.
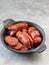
xmin=3 ymin=19 xmax=15 ymax=26
xmin=34 ymin=43 xmax=46 ymax=53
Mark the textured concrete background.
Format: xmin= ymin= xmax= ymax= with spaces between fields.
xmin=0 ymin=0 xmax=49 ymax=65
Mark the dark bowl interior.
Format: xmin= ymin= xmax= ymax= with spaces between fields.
xmin=1 ymin=21 xmax=46 ymax=53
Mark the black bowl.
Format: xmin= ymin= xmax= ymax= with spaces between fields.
xmin=1 ymin=19 xmax=46 ymax=53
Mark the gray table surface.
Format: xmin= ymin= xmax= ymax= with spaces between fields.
xmin=0 ymin=0 xmax=49 ymax=65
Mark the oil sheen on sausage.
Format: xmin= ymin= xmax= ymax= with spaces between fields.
xmin=16 ymin=31 xmax=30 ymax=48
xmin=28 ymin=27 xmax=40 ymax=39
xmin=22 ymin=30 xmax=34 ymax=46
xmin=4 ymin=36 xmax=18 ymax=46
xmin=5 ymin=22 xmax=28 ymax=32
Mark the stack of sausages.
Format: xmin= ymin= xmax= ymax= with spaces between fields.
xmin=4 ymin=22 xmax=42 ymax=51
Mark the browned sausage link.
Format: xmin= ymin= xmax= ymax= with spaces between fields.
xmin=9 ymin=31 xmax=16 ymax=36
xmin=13 ymin=43 xmax=23 ymax=50
xmin=34 ymin=36 xmax=42 ymax=44
xmin=22 ymin=29 xmax=27 ymax=32
xmin=4 ymin=36 xmax=18 ymax=46
xmin=13 ymin=43 xmax=28 ymax=51
xmin=21 ymin=46 xmax=28 ymax=51
xmin=28 ymin=27 xmax=36 ymax=33
xmin=5 ymin=22 xmax=28 ymax=31
xmin=5 ymin=24 xmax=13 ymax=28
xmin=22 ymin=30 xmax=34 ymax=46
xmin=16 ymin=31 xmax=30 ymax=48
xmin=28 ymin=27 xmax=40 ymax=39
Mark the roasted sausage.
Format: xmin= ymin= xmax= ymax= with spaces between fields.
xmin=5 ymin=24 xmax=12 ymax=28
xmin=28 ymin=27 xmax=40 ymax=39
xmin=22 ymin=29 xmax=27 ymax=32
xmin=4 ymin=36 xmax=18 ymax=46
xmin=34 ymin=36 xmax=42 ymax=44
xmin=7 ymin=31 xmax=16 ymax=36
xmin=13 ymin=43 xmax=28 ymax=51
xmin=28 ymin=27 xmax=36 ymax=33
xmin=5 ymin=22 xmax=28 ymax=32
xmin=16 ymin=31 xmax=30 ymax=48
xmin=22 ymin=30 xmax=34 ymax=46
xmin=21 ymin=46 xmax=28 ymax=51
xmin=13 ymin=43 xmax=23 ymax=50
xmin=9 ymin=31 xmax=16 ymax=36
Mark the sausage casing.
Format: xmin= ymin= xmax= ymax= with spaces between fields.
xmin=34 ymin=36 xmax=42 ymax=44
xmin=22 ymin=30 xmax=34 ymax=46
xmin=5 ymin=22 xmax=28 ymax=32
xmin=22 ymin=29 xmax=27 ymax=32
xmin=28 ymin=27 xmax=40 ymax=39
xmin=16 ymin=31 xmax=30 ymax=48
xmin=28 ymin=27 xmax=36 ymax=33
xmin=9 ymin=31 xmax=16 ymax=36
xmin=13 ymin=43 xmax=23 ymax=50
xmin=21 ymin=46 xmax=28 ymax=51
xmin=4 ymin=36 xmax=18 ymax=46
